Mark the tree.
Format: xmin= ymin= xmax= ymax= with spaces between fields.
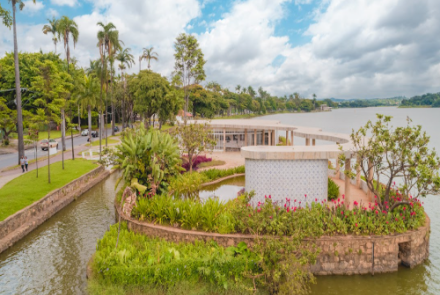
xmin=97 ymin=21 xmax=120 ymax=142
xmin=42 ymin=17 xmax=59 ymax=53
xmin=31 ymin=60 xmax=71 ymax=183
xmin=158 ymin=89 xmax=183 ymax=129
xmin=76 ymin=75 xmax=99 ymax=144
xmin=173 ymin=33 xmax=206 ymax=122
xmin=57 ymin=15 xmax=79 ymax=168
xmin=0 ymin=98 xmax=16 ymax=145
xmin=235 ymin=85 xmax=241 ymax=94
xmin=130 ymin=70 xmax=173 ymax=128
xmin=141 ymin=47 xmax=159 ymax=70
xmin=116 ymin=47 xmax=134 ymax=130
xmin=347 ymin=114 xmax=440 ymax=211
xmin=0 ymin=4 xmax=11 ymax=28
xmin=8 ymin=0 xmax=36 ymax=164
xmin=174 ymin=122 xmax=216 ymax=173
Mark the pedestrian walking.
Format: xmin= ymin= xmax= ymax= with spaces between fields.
xmin=20 ymin=156 xmax=25 ymax=173
xmin=24 ymin=156 xmax=29 ymax=172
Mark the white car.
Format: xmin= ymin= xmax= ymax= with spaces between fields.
xmin=81 ymin=129 xmax=89 ymax=136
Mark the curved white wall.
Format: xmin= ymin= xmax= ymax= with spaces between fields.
xmin=245 ymin=159 xmax=328 ymax=207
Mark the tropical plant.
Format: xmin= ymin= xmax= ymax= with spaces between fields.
xmin=346 ymin=114 xmax=440 ymax=211
xmin=140 ymin=47 xmax=158 ymax=70
xmin=57 ymin=15 xmax=79 ymax=168
xmin=42 ymin=17 xmax=59 ymax=53
xmin=0 ymin=98 xmax=16 ymax=145
xmin=76 ymin=75 xmax=99 ymax=143
xmin=172 ymin=33 xmax=206 ymax=122
xmin=114 ymin=125 xmax=182 ymax=194
xmin=115 ymin=47 xmax=134 ymax=129
xmin=169 ymin=172 xmax=207 ymax=199
xmin=8 ymin=0 xmax=36 ymax=164
xmin=0 ymin=4 xmax=11 ymax=28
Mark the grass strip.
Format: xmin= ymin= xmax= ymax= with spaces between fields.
xmin=0 ymin=158 xmax=98 ymax=221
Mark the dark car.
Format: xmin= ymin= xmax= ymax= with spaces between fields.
xmin=91 ymin=131 xmax=99 ymax=138
xmin=114 ymin=126 xmax=120 ymax=132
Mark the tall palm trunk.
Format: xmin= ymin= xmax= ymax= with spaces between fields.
xmin=70 ymin=108 xmax=74 ymax=160
xmin=12 ymin=2 xmax=25 ymax=165
xmin=88 ymin=105 xmax=92 ymax=144
xmin=61 ymin=109 xmax=65 ymax=169
xmin=110 ymin=61 xmax=115 ymax=136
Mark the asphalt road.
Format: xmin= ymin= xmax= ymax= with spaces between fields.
xmin=0 ymin=128 xmax=115 ymax=169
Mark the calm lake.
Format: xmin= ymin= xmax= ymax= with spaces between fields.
xmin=0 ymin=107 xmax=438 ymax=294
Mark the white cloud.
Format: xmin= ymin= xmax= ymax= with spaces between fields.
xmin=22 ymin=1 xmax=44 ymax=15
xmin=46 ymin=8 xmax=59 ymax=18
xmin=3 ymin=0 xmax=440 ymax=99
xmin=50 ymin=0 xmax=78 ymax=7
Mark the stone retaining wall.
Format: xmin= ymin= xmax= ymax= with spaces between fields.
xmin=116 ymin=203 xmax=430 ymax=275
xmin=0 ymin=165 xmax=110 ymax=254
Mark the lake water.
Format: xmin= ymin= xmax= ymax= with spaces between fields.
xmin=260 ymin=107 xmax=440 ymax=295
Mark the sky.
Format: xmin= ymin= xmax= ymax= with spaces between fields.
xmin=0 ymin=0 xmax=439 ymax=99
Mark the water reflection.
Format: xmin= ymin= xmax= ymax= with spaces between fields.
xmin=199 ymin=176 xmax=245 ymax=202
xmin=0 ymin=173 xmax=119 ymax=295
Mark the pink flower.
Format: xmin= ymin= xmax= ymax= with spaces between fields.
xmin=337 ymin=198 xmax=340 ymax=203
xmin=374 ymin=195 xmax=377 ymax=199
xmin=294 ymin=199 xmax=297 ymax=203
xmin=341 ymin=211 xmax=344 ymax=215
xmin=265 ymin=195 xmax=267 ymax=199
xmin=287 ymin=208 xmax=290 ymax=213
xmin=269 ymin=216 xmax=272 ymax=219
xmin=354 ymin=201 xmax=359 ymax=206
xmin=269 ymin=195 xmax=272 ymax=199
xmin=353 ymin=211 xmax=356 ymax=215
xmin=403 ymin=207 xmax=406 ymax=211
xmin=395 ymin=218 xmax=398 ymax=221
xmin=249 ymin=214 xmax=251 ymax=217
xmin=355 ymin=223 xmax=358 ymax=227
xmin=315 ymin=198 xmax=318 ymax=202
xmin=305 ymin=194 xmax=307 ymax=197
xmin=386 ymin=221 xmax=389 ymax=224
xmin=342 ymin=194 xmax=345 ymax=199
xmin=375 ymin=210 xmax=378 ymax=215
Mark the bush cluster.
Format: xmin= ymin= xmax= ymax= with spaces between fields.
xmin=131 ymin=191 xmax=426 ymax=236
xmin=200 ymin=166 xmax=245 ymax=181
xmin=92 ymin=224 xmax=260 ymax=290
xmin=181 ymin=155 xmax=212 ymax=172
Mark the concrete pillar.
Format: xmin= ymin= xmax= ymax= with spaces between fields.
xmin=254 ymin=129 xmax=257 ymax=145
xmin=356 ymin=155 xmax=361 ymax=188
xmin=285 ymin=130 xmax=288 ymax=146
xmin=262 ymin=130 xmax=265 ymax=146
xmin=335 ymin=142 xmax=340 ymax=177
xmin=344 ymin=158 xmax=351 ymax=207
xmin=223 ymin=128 xmax=226 ymax=152
xmin=269 ymin=131 xmax=272 ymax=146
xmin=272 ymin=130 xmax=276 ymax=146
xmin=245 ymin=129 xmax=248 ymax=146
xmin=312 ymin=139 xmax=316 ymax=146
xmin=306 ymin=138 xmax=310 ymax=146
xmin=291 ymin=131 xmax=294 ymax=146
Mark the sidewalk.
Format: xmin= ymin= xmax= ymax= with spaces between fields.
xmin=0 ymin=143 xmax=91 ymax=189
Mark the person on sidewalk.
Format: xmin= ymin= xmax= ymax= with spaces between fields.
xmin=24 ymin=156 xmax=29 ymax=172
xmin=20 ymin=156 xmax=25 ymax=173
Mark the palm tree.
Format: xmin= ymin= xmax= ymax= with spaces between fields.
xmin=97 ymin=21 xmax=120 ymax=153
xmin=141 ymin=47 xmax=158 ymax=70
xmin=76 ymin=75 xmax=99 ymax=144
xmin=9 ymin=0 xmax=36 ymax=164
xmin=312 ymin=93 xmax=317 ymax=110
xmin=116 ymin=48 xmax=134 ymax=130
xmin=42 ymin=17 xmax=58 ymax=53
xmin=57 ymin=15 xmax=78 ymax=168
xmin=235 ymin=85 xmax=241 ymax=94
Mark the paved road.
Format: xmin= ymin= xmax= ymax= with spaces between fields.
xmin=0 ymin=128 xmax=115 ymax=169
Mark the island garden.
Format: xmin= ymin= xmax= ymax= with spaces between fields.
xmin=87 ymin=114 xmax=440 ymax=295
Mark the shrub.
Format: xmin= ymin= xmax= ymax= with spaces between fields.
xmin=201 ymin=166 xmax=245 ymax=181
xmin=181 ymin=155 xmax=212 ymax=172
xmin=92 ymin=223 xmax=260 ymax=290
xmin=169 ymin=172 xmax=208 ymax=199
xmin=328 ymin=178 xmax=340 ymax=200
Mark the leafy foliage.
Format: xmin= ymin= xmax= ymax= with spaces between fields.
xmin=328 ymin=178 xmax=340 ymax=200
xmin=347 ymin=114 xmax=440 ymax=211
xmin=113 ymin=125 xmax=182 ymax=194
xmin=169 ymin=172 xmax=208 ymax=199
xmin=200 ymin=166 xmax=245 ymax=181
xmin=92 ymin=223 xmax=260 ymax=290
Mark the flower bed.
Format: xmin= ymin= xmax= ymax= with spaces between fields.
xmin=131 ymin=191 xmax=425 ymax=236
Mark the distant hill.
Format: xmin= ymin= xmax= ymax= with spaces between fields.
xmin=318 ymin=97 xmax=405 ymax=108
xmin=400 ymin=92 xmax=440 ymax=108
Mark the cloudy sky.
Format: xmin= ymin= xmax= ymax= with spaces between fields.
xmin=1 ymin=0 xmax=439 ymax=99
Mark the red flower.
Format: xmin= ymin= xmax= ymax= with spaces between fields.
xmin=403 ymin=207 xmax=406 ymax=211
xmin=353 ymin=211 xmax=356 ymax=215
xmin=375 ymin=210 xmax=378 ymax=215
xmin=395 ymin=218 xmax=398 ymax=221
xmin=374 ymin=195 xmax=377 ymax=199
xmin=342 ymin=194 xmax=345 ymax=199
xmin=269 ymin=216 xmax=272 ymax=219
xmin=337 ymin=198 xmax=340 ymax=203
xmin=341 ymin=211 xmax=344 ymax=215
xmin=354 ymin=201 xmax=359 ymax=206
xmin=287 ymin=208 xmax=290 ymax=213
xmin=315 ymin=198 xmax=318 ymax=202
xmin=249 ymin=214 xmax=251 ymax=217
xmin=265 ymin=195 xmax=267 ymax=199
xmin=284 ymin=204 xmax=287 ymax=208
xmin=355 ymin=223 xmax=358 ymax=227
xmin=269 ymin=195 xmax=272 ymax=199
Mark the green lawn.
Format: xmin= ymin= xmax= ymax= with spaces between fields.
xmin=0 ymin=159 xmax=99 ymax=221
